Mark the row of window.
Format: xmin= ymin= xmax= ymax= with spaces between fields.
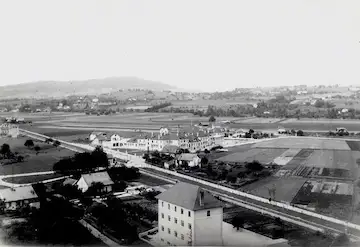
xmin=161 ymin=226 xmax=186 ymax=240
xmin=161 ymin=214 xmax=192 ymax=229
xmin=162 ymin=202 xmax=192 ymax=217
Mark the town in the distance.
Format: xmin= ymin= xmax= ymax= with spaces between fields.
xmin=1 ymin=81 xmax=360 ymax=247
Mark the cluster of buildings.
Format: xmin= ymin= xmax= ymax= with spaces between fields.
xmin=89 ymin=125 xmax=226 ymax=153
xmin=0 ymin=123 xmax=19 ymax=138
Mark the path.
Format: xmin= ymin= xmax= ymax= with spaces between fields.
xmin=0 ymin=171 xmax=67 ymax=188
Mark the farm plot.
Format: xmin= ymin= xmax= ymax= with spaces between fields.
xmin=272 ymin=149 xmax=301 ymax=166
xmin=242 ymin=177 xmax=307 ymax=203
xmin=253 ymin=137 xmax=350 ymax=150
xmin=234 ymin=118 xmax=284 ymax=124
xmin=291 ymin=180 xmax=353 ymax=220
xmin=217 ymin=148 xmax=288 ymax=164
xmin=346 ymin=141 xmax=360 ymax=151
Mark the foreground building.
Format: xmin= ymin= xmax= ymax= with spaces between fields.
xmin=156 ymin=182 xmax=224 ymax=246
xmin=0 ymin=186 xmax=39 ymax=211
xmin=76 ymin=171 xmax=114 ymax=193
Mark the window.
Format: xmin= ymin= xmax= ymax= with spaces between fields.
xmin=207 ymin=210 xmax=211 ymax=216
xmin=188 ymin=211 xmax=191 ymax=217
xmin=167 ymin=242 xmax=171 ymax=245
xmin=168 ymin=204 xmax=170 ymax=210
xmin=162 ymin=201 xmax=164 ymax=207
xmin=174 ymin=231 xmax=178 ymax=237
xmin=161 ymin=213 xmax=164 ymax=219
xmin=168 ymin=215 xmax=171 ymax=221
xmin=181 ymin=234 xmax=184 ymax=240
xmin=174 ymin=218 xmax=178 ymax=224
xmin=161 ymin=226 xmax=164 ymax=231
xmin=181 ymin=208 xmax=184 ymax=214
xmin=174 ymin=206 xmax=177 ymax=212
xmin=168 ymin=228 xmax=171 ymax=234
xmin=181 ymin=220 xmax=184 ymax=227
xmin=188 ymin=223 xmax=192 ymax=230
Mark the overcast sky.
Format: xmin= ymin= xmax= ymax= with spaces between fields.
xmin=0 ymin=0 xmax=359 ymax=91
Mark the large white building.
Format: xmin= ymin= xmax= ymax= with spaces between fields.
xmin=0 ymin=123 xmax=19 ymax=138
xmin=90 ymin=126 xmax=224 ymax=153
xmin=156 ymin=182 xmax=224 ymax=246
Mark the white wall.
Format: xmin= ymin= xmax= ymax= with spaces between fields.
xmin=76 ymin=177 xmax=89 ymax=192
xmin=194 ymin=207 xmax=223 ymax=246
xmin=158 ymin=200 xmax=194 ymax=246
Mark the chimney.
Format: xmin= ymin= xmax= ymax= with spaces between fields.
xmin=199 ymin=190 xmax=204 ymax=206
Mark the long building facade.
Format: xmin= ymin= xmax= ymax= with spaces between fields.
xmin=90 ymin=126 xmax=224 ymax=153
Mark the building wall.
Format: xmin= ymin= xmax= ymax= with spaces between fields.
xmin=76 ymin=177 xmax=89 ymax=192
xmin=158 ymin=200 xmax=195 ymax=246
xmin=194 ymin=207 xmax=223 ymax=246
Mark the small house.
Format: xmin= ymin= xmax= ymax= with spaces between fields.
xmin=76 ymin=171 xmax=114 ymax=193
xmin=176 ymin=153 xmax=201 ymax=167
xmin=0 ymin=186 xmax=40 ymax=211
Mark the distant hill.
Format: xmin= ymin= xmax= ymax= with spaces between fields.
xmin=0 ymin=77 xmax=177 ymax=99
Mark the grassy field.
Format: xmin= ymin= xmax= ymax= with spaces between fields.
xmin=0 ymin=137 xmax=74 ymax=175
xmin=217 ymin=148 xmax=288 ymax=164
xmin=253 ymin=137 xmax=351 ymax=150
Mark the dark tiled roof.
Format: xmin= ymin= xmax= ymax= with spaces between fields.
xmin=156 ymin=182 xmax=222 ymax=211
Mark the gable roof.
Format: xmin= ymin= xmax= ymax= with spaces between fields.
xmin=156 ymin=182 xmax=222 ymax=211
xmin=80 ymin=171 xmax=114 ymax=186
xmin=177 ymin=153 xmax=200 ymax=161
xmin=62 ymin=178 xmax=77 ymax=186
xmin=0 ymin=186 xmax=38 ymax=202
xmin=162 ymin=145 xmax=181 ymax=154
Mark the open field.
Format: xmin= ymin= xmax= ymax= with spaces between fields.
xmin=9 ymin=112 xmax=360 ymax=133
xmin=253 ymin=137 xmax=351 ymax=150
xmin=2 ymin=173 xmax=64 ymax=184
xmin=0 ymin=137 xmax=74 ymax=175
xmin=217 ymin=148 xmax=288 ymax=164
xmin=242 ymin=177 xmax=307 ymax=203
xmin=234 ymin=118 xmax=284 ymax=124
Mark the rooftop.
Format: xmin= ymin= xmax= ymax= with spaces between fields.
xmin=177 ymin=153 xmax=200 ymax=161
xmin=81 ymin=171 xmax=114 ymax=186
xmin=156 ymin=182 xmax=222 ymax=211
xmin=0 ymin=186 xmax=38 ymax=202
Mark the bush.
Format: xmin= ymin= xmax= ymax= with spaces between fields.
xmin=24 ymin=139 xmax=34 ymax=148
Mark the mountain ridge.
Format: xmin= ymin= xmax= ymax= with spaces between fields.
xmin=0 ymin=77 xmax=178 ymax=99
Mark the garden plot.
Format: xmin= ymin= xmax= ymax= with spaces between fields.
xmin=242 ymin=177 xmax=307 ymax=203
xmin=253 ymin=137 xmax=350 ymax=150
xmin=346 ymin=141 xmax=360 ymax=151
xmin=217 ymin=148 xmax=288 ymax=164
xmin=272 ymin=149 xmax=301 ymax=166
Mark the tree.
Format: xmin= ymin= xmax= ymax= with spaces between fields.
xmin=86 ymin=182 xmax=105 ymax=196
xmin=0 ymin=143 xmax=11 ymax=158
xmin=34 ymin=145 xmax=41 ymax=154
xmin=209 ymin=115 xmax=216 ymax=122
xmin=53 ymin=140 xmax=61 ymax=147
xmin=24 ymin=139 xmax=34 ymax=148
xmin=17 ymin=155 xmax=24 ymax=162
xmin=245 ymin=160 xmax=264 ymax=171
xmin=201 ymin=157 xmax=209 ymax=166
xmin=45 ymin=138 xmax=54 ymax=144
xmin=231 ymin=215 xmax=244 ymax=231
xmin=296 ymin=130 xmax=304 ymax=136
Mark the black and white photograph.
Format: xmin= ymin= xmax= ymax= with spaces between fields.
xmin=0 ymin=0 xmax=359 ymax=246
